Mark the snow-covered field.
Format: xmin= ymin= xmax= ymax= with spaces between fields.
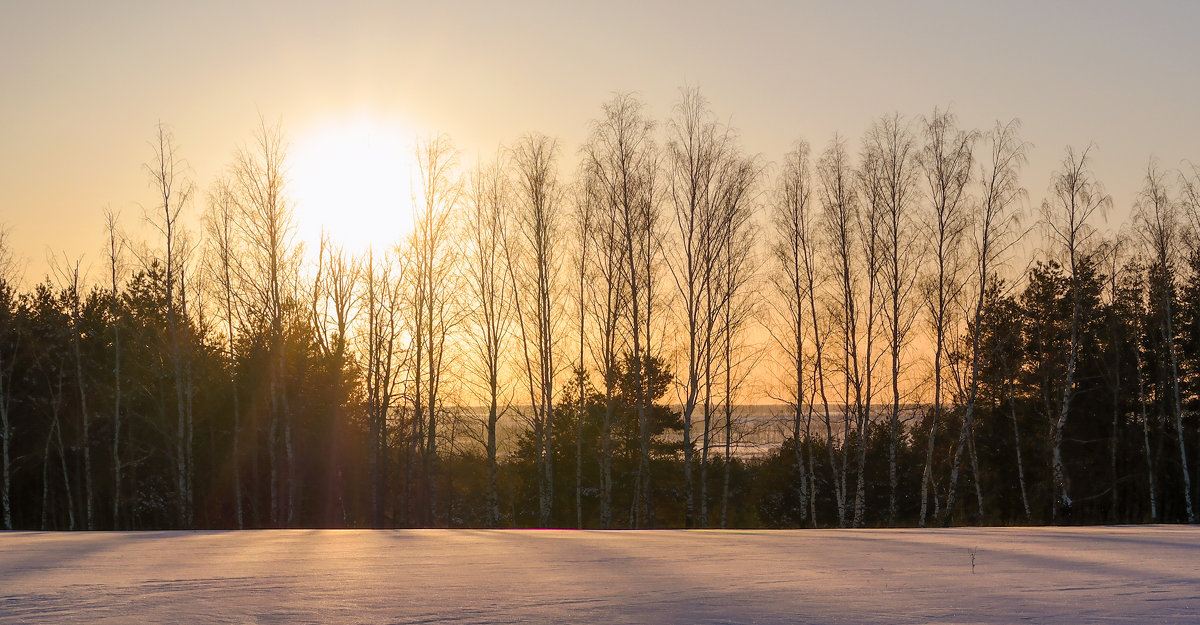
xmin=1 ymin=526 xmax=1196 ymax=624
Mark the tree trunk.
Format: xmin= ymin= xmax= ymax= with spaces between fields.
xmin=721 ymin=388 xmax=732 ymax=530
xmin=1051 ymin=276 xmax=1082 ymax=520
xmin=1137 ymin=341 xmax=1156 ymax=520
xmin=173 ymin=342 xmax=189 ymax=527
xmin=487 ymin=394 xmax=498 ymax=527
xmin=701 ymin=287 xmax=714 ymax=528
xmin=1 ymin=348 xmax=13 ymax=530
xmin=55 ymin=418 xmax=74 ymax=530
xmin=71 ymin=302 xmax=93 ymax=530
xmin=231 ymin=353 xmax=243 ymax=529
xmin=1009 ymin=385 xmax=1032 ymax=522
xmin=600 ymin=393 xmax=613 ymax=529
xmin=888 ymin=346 xmax=900 ymax=526
xmin=574 ymin=365 xmax=583 ymax=530
xmin=1110 ymin=376 xmax=1120 ymax=523
xmin=969 ymin=423 xmax=984 ymax=521
xmin=110 ymin=309 xmax=122 ymax=530
xmin=919 ymin=362 xmax=941 ymax=528
xmin=1163 ymin=304 xmax=1194 ymax=523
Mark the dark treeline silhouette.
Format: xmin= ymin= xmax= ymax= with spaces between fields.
xmin=2 ymin=90 xmax=1200 ymax=530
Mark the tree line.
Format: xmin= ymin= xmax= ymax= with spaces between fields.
xmin=2 ymin=89 xmax=1199 ymax=530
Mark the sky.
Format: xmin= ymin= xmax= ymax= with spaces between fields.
xmin=2 ymin=1 xmax=1199 ymax=280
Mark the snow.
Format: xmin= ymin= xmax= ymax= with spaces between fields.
xmin=1 ymin=526 xmax=1197 ymax=624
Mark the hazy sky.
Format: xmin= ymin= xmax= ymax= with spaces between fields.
xmin=3 ymin=1 xmax=1198 ymax=279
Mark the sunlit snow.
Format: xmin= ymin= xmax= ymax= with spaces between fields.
xmin=1 ymin=526 xmax=1196 ymax=624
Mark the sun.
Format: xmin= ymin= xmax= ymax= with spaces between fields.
xmin=289 ymin=115 xmax=416 ymax=256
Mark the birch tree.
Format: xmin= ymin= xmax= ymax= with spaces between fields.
xmin=1098 ymin=237 xmax=1133 ymax=522
xmin=231 ymin=118 xmax=299 ymax=526
xmin=1135 ymin=163 xmax=1193 ymax=523
xmin=103 ymin=210 xmax=124 ymax=529
xmin=581 ymin=94 xmax=660 ymax=527
xmin=770 ymin=142 xmax=819 ymax=526
xmin=1129 ymin=262 xmax=1158 ymax=520
xmin=361 ymin=249 xmax=403 ymax=526
xmin=1039 ymin=145 xmax=1109 ymax=520
xmin=204 ymin=182 xmax=244 ymax=527
xmin=918 ymin=109 xmax=976 ymax=527
xmin=943 ymin=121 xmax=1027 ymax=524
xmin=410 ymin=133 xmax=461 ymax=526
xmin=714 ymin=151 xmax=761 ymax=529
xmin=817 ymin=136 xmax=857 ymax=528
xmin=853 ymin=132 xmax=886 ymax=528
xmin=144 ymin=123 xmax=196 ymax=527
xmin=309 ymin=236 xmax=359 ymax=525
xmin=508 ymin=133 xmax=565 ymax=527
xmin=579 ymin=160 xmax=625 ymax=529
xmin=572 ymin=178 xmax=594 ymax=529
xmin=463 ymin=157 xmax=513 ymax=527
xmin=665 ymin=87 xmax=729 ymax=528
xmin=863 ymin=115 xmax=922 ymax=525
xmin=0 ymin=228 xmax=16 ymax=529
xmin=59 ymin=259 xmax=94 ymax=529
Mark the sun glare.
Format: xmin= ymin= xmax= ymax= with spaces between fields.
xmin=290 ymin=116 xmax=416 ymax=256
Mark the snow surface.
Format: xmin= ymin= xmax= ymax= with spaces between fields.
xmin=1 ymin=526 xmax=1197 ymax=624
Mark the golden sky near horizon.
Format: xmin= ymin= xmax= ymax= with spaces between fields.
xmin=2 ymin=1 xmax=1199 ymax=281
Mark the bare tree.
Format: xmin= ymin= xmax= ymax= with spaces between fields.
xmin=179 ymin=243 xmax=202 ymax=526
xmin=1098 ymin=236 xmax=1128 ymax=522
xmin=1135 ymin=162 xmax=1193 ymax=523
xmin=0 ymin=226 xmax=18 ymax=529
xmin=1039 ymin=145 xmax=1110 ymax=520
xmin=1131 ymin=267 xmax=1158 ymax=521
xmin=203 ymin=182 xmax=245 ymax=528
xmin=231 ymin=118 xmax=299 ymax=526
xmin=578 ymin=160 xmax=625 ymax=529
xmin=664 ymin=86 xmax=730 ymax=528
xmin=1180 ymin=163 xmax=1200 ymax=244
xmin=103 ymin=210 xmax=124 ymax=529
xmin=39 ymin=348 xmax=74 ymax=530
xmin=1179 ymin=163 xmax=1200 ymax=520
xmin=463 ymin=156 xmax=513 ymax=527
xmin=769 ymin=142 xmax=818 ymax=526
xmin=862 ymin=115 xmax=923 ymax=525
xmin=361 ymin=248 xmax=404 ymax=526
xmin=308 ymin=235 xmax=360 ymax=525
xmin=571 ymin=179 xmax=594 ymax=529
xmin=918 ymin=109 xmax=976 ymax=527
xmin=311 ymin=236 xmax=359 ymax=368
xmin=508 ymin=133 xmax=565 ymax=527
xmin=410 ymin=133 xmax=461 ymax=526
xmin=1000 ymin=311 xmax=1033 ymax=523
xmin=818 ymin=136 xmax=859 ymax=528
xmin=55 ymin=257 xmax=94 ymax=529
xmin=943 ymin=121 xmax=1027 ymax=525
xmin=714 ymin=151 xmax=761 ymax=529
xmin=853 ymin=130 xmax=887 ymax=528
xmin=143 ymin=122 xmax=196 ymax=527
xmin=582 ymin=93 xmax=660 ymax=527
xmin=792 ymin=143 xmax=840 ymax=528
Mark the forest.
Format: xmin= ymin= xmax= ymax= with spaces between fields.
xmin=2 ymin=88 xmax=1199 ymax=530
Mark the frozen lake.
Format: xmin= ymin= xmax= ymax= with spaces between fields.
xmin=1 ymin=526 xmax=1196 ymax=624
